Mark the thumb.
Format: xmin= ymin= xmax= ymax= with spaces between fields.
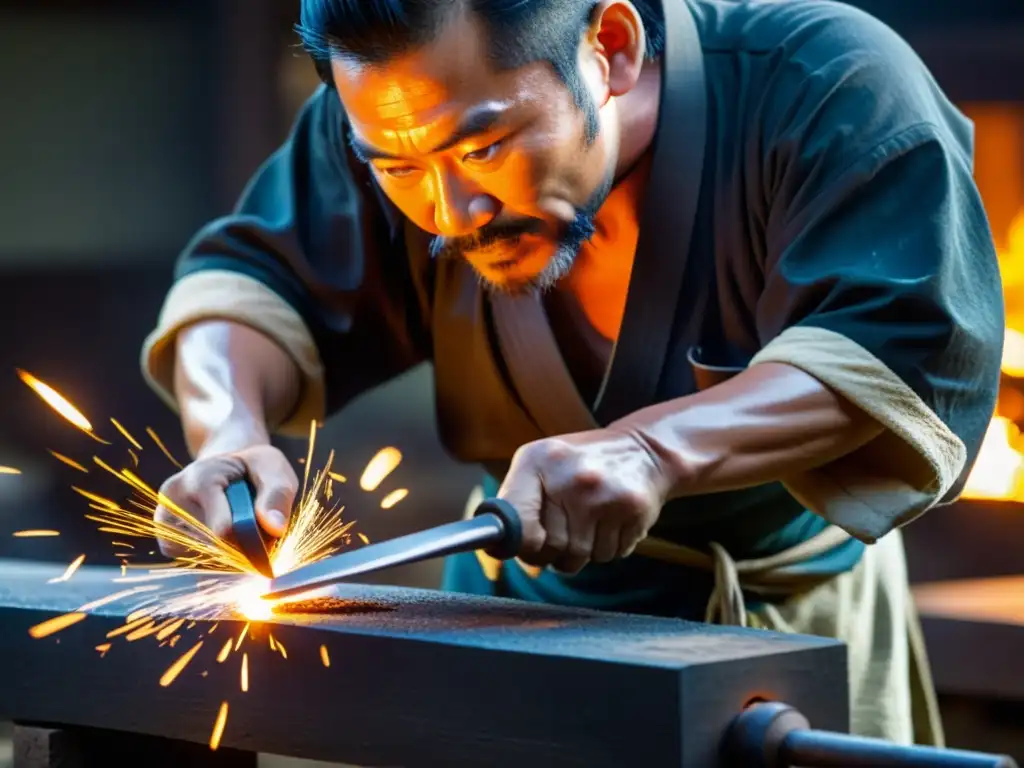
xmin=498 ymin=451 xmax=545 ymax=557
xmin=240 ymin=449 xmax=298 ymax=539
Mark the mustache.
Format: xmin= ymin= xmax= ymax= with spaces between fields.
xmin=429 ymin=218 xmax=545 ymax=260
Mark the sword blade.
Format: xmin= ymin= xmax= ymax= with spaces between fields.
xmin=263 ymin=513 xmax=507 ymax=600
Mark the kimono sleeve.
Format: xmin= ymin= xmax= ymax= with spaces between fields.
xmin=140 ymin=86 xmax=431 ymax=437
xmin=749 ymin=16 xmax=1004 ymax=543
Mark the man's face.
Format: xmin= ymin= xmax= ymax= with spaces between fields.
xmin=331 ymin=9 xmax=616 ymax=294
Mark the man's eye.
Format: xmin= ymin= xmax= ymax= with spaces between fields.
xmin=379 ymin=166 xmax=418 ymax=179
xmin=463 ymin=140 xmax=504 ymax=165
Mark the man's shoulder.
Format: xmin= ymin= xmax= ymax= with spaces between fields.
xmin=691 ymin=0 xmax=914 ymax=64
xmin=691 ymin=0 xmax=968 ymax=157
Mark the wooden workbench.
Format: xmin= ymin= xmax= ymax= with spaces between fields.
xmin=0 ymin=559 xmax=847 ymax=768
xmin=914 ymin=576 xmax=1024 ymax=701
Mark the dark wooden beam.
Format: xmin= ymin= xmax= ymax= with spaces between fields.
xmin=914 ymin=576 xmax=1024 ymax=701
xmin=0 ymin=560 xmax=848 ymax=767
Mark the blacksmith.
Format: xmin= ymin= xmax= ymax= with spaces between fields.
xmin=142 ymin=0 xmax=1003 ymax=744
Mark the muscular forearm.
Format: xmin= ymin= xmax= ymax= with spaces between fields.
xmin=173 ymin=320 xmax=302 ymax=458
xmin=615 ymin=361 xmax=885 ymax=498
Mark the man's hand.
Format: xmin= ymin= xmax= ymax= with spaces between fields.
xmin=498 ymin=428 xmax=672 ymax=575
xmin=154 ymin=445 xmax=298 ymax=558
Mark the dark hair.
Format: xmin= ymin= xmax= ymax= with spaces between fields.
xmin=296 ymin=0 xmax=666 ymax=142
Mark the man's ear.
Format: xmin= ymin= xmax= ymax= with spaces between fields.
xmin=582 ymin=0 xmax=647 ymax=106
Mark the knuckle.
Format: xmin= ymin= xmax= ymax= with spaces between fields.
xmin=618 ymin=489 xmax=649 ymax=513
xmin=544 ymin=531 xmax=568 ymax=551
xmin=567 ymin=542 xmax=591 ymax=559
xmin=520 ymin=529 xmax=546 ymax=554
xmin=573 ymin=468 xmax=603 ymax=491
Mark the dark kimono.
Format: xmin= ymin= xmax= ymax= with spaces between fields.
xmin=142 ymin=0 xmax=1002 ymax=624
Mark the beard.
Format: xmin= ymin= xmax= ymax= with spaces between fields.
xmin=428 ymin=167 xmax=616 ymax=295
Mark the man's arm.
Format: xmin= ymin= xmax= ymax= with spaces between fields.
xmin=617 ymin=361 xmax=884 ymax=499
xmin=173 ymin=321 xmax=301 ymax=459
xmin=144 ymin=85 xmax=432 ymax=549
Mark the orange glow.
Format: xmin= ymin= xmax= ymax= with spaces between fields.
xmin=961 ymin=103 xmax=1024 ymax=501
xmin=964 ymin=211 xmax=1024 ymax=500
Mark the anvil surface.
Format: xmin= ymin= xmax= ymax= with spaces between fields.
xmin=0 ymin=559 xmax=848 ymax=767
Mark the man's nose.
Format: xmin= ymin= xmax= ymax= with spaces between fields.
xmin=432 ymin=167 xmax=496 ymax=237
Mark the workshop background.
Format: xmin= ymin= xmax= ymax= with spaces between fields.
xmin=0 ymin=0 xmax=1022 ymax=765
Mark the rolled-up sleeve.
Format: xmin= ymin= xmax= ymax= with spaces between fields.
xmin=750 ymin=16 xmax=1004 ymax=542
xmin=141 ymin=86 xmax=431 ymax=437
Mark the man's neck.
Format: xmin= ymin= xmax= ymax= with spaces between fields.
xmin=613 ymin=57 xmax=663 ymax=180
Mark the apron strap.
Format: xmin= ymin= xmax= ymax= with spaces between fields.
xmin=490 ymin=292 xmax=599 ymax=436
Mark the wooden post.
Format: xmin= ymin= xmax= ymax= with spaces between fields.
xmin=13 ymin=723 xmax=256 ymax=768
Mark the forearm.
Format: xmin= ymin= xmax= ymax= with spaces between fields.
xmin=173 ymin=320 xmax=302 ymax=458
xmin=615 ymin=361 xmax=885 ymax=498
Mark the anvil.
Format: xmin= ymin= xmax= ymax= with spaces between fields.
xmin=0 ymin=560 xmax=1015 ymax=767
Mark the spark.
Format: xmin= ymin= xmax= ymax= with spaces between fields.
xmin=48 ymin=554 xmax=86 ymax=583
xmin=241 ymin=653 xmax=249 ymax=692
xmin=358 ymin=533 xmax=370 ymax=545
xmin=209 ymin=702 xmax=229 ymax=750
xmin=301 ymin=420 xmax=316 ymax=506
xmin=160 ymin=640 xmax=204 ymax=687
xmin=268 ymin=634 xmax=277 ymax=651
xmin=217 ymin=638 xmax=232 ymax=663
xmin=156 ymin=618 xmax=185 ymax=641
xmin=106 ymin=617 xmax=153 ymax=638
xmin=146 ymin=427 xmax=183 ymax=469
xmin=49 ymin=451 xmax=88 ymax=472
xmin=12 ymin=530 xmax=59 ymax=537
xmin=29 ymin=612 xmax=87 ymax=638
xmin=0 ymin=466 xmax=21 ymax=475
xmin=234 ymin=623 xmax=250 ymax=650
xmin=95 ymin=643 xmax=111 ymax=657
xmin=111 ymin=541 xmax=134 ymax=549
xmin=359 ymin=447 xmax=402 ymax=491
xmin=320 ymin=645 xmax=330 ymax=667
xmin=328 ymin=472 xmax=346 ymax=483
xmin=17 ymin=369 xmax=107 ymax=443
xmin=125 ymin=621 xmax=161 ymax=642
xmin=110 ymin=418 xmax=143 ymax=450
xmin=380 ymin=488 xmax=408 ymax=509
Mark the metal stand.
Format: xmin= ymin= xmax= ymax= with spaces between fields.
xmin=13 ymin=723 xmax=257 ymax=768
xmin=723 ymin=701 xmax=1019 ymax=768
